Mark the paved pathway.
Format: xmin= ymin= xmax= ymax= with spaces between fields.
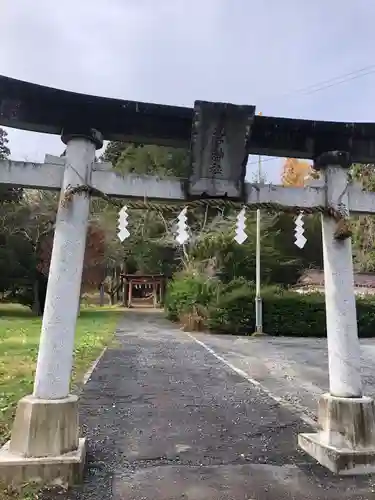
xmin=50 ymin=312 xmax=375 ymax=499
xmin=189 ymin=332 xmax=375 ymax=424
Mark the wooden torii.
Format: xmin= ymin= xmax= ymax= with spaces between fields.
xmin=122 ymin=274 xmax=166 ymax=308
xmin=1 ymin=75 xmax=375 ymax=485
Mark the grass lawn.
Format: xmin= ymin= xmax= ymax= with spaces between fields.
xmin=0 ymin=303 xmax=123 ymax=446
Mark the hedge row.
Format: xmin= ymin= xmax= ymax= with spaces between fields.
xmin=165 ymin=273 xmax=375 ymax=337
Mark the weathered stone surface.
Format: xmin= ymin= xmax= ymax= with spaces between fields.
xmin=188 ymin=101 xmax=254 ymax=200
xmin=0 ymin=439 xmax=86 ymax=487
xmin=10 ymin=395 xmax=79 ymax=458
xmin=0 ymin=395 xmax=85 ymax=487
xmin=299 ymin=394 xmax=375 ymax=474
xmin=318 ymin=393 xmax=375 ymax=448
xmin=299 ymin=432 xmax=375 ymax=475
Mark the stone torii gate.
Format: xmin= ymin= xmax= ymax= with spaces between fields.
xmin=1 ymin=75 xmax=375 ymax=485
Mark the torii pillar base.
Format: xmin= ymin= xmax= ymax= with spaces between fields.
xmin=299 ymin=393 xmax=375 ymax=475
xmin=0 ymin=395 xmax=85 ymax=487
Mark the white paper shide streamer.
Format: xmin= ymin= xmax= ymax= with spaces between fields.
xmin=294 ymin=212 xmax=307 ymax=249
xmin=234 ymin=207 xmax=247 ymax=244
xmin=117 ymin=205 xmax=130 ymax=242
xmin=176 ymin=207 xmax=189 ymax=245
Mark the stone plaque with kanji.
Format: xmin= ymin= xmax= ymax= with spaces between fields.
xmin=187 ymin=100 xmax=255 ymax=201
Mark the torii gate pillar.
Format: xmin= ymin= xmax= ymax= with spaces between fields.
xmin=0 ymin=128 xmax=103 ymax=486
xmin=299 ymin=152 xmax=375 ymax=475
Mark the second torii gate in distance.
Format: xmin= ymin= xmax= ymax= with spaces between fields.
xmin=122 ymin=274 xmax=166 ymax=308
xmin=1 ymin=75 xmax=375 ymax=485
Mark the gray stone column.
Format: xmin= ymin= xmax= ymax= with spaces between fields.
xmin=298 ymin=151 xmax=375 ymax=475
xmin=0 ymin=128 xmax=103 ymax=487
xmin=33 ymin=128 xmax=102 ymax=399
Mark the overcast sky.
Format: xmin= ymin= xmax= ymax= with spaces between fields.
xmin=1 ymin=0 xmax=374 ymax=182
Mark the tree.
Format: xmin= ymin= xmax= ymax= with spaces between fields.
xmin=114 ymin=144 xmax=189 ymax=178
xmin=0 ymin=128 xmax=22 ymax=203
xmin=269 ymin=212 xmax=323 ymax=272
xmin=0 ymin=129 xmax=33 ymax=306
xmin=102 ymin=140 xmax=189 ymax=176
xmin=186 ymin=209 xmax=321 ymax=286
xmin=93 ymin=142 xmax=190 ymax=280
xmin=0 ymin=233 xmax=35 ymax=296
xmin=281 ymin=158 xmax=314 ymax=187
xmin=38 ymin=223 xmax=107 ymax=292
xmin=279 ymin=157 xmax=323 ymax=271
xmin=1 ymin=190 xmax=57 ymax=314
xmin=350 ymin=164 xmax=375 ymax=272
xmin=0 ymin=190 xmax=108 ymax=313
xmin=96 ymin=143 xmax=325 ymax=295
xmin=100 ymin=141 xmax=129 ymax=165
xmin=0 ymin=128 xmax=10 ymax=160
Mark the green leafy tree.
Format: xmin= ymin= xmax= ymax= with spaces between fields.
xmin=114 ymin=144 xmax=189 ymax=178
xmin=0 ymin=191 xmax=57 ymax=313
xmin=186 ymin=211 xmax=305 ymax=286
xmin=0 ymin=128 xmax=22 ymax=203
xmin=97 ymin=141 xmax=324 ymax=291
xmin=0 ymin=128 xmax=10 ymax=159
xmin=94 ymin=142 xmax=190 ymax=280
xmin=100 ymin=141 xmax=130 ymax=165
xmin=350 ymin=164 xmax=375 ymax=271
xmin=0 ymin=129 xmax=34 ymax=306
xmin=102 ymin=140 xmax=189 ymax=177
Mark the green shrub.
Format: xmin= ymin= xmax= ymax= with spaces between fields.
xmin=208 ymin=282 xmax=291 ymax=335
xmin=262 ymin=292 xmax=327 ymax=337
xmin=165 ymin=272 xmax=220 ymax=329
xmin=166 ymin=271 xmax=375 ymax=337
xmin=208 ymin=282 xmax=255 ymax=335
xmin=357 ymin=297 xmax=375 ymax=337
xmin=218 ymin=277 xmax=254 ymax=294
xmin=208 ymin=284 xmax=375 ymax=337
xmin=260 ymin=284 xmax=286 ymax=296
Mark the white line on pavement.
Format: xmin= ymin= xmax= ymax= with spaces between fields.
xmin=82 ymin=347 xmax=107 ymax=385
xmin=184 ymin=331 xmax=317 ymax=428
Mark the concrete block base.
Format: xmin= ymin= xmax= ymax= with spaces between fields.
xmin=298 ymin=433 xmax=375 ymax=475
xmin=0 ymin=438 xmax=86 ymax=487
xmin=0 ymin=394 xmax=86 ymax=487
xmin=251 ymin=331 xmax=268 ymax=337
xmin=299 ymin=393 xmax=375 ymax=475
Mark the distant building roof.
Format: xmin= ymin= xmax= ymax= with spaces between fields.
xmin=299 ymin=269 xmax=375 ymax=289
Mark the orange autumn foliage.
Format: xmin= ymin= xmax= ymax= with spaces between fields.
xmin=281 ymin=158 xmax=314 ymax=187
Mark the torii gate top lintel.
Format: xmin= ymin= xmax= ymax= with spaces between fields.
xmin=1 ymin=74 xmax=375 ymax=163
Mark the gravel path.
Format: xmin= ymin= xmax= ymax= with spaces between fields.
xmin=44 ymin=311 xmax=375 ymax=499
